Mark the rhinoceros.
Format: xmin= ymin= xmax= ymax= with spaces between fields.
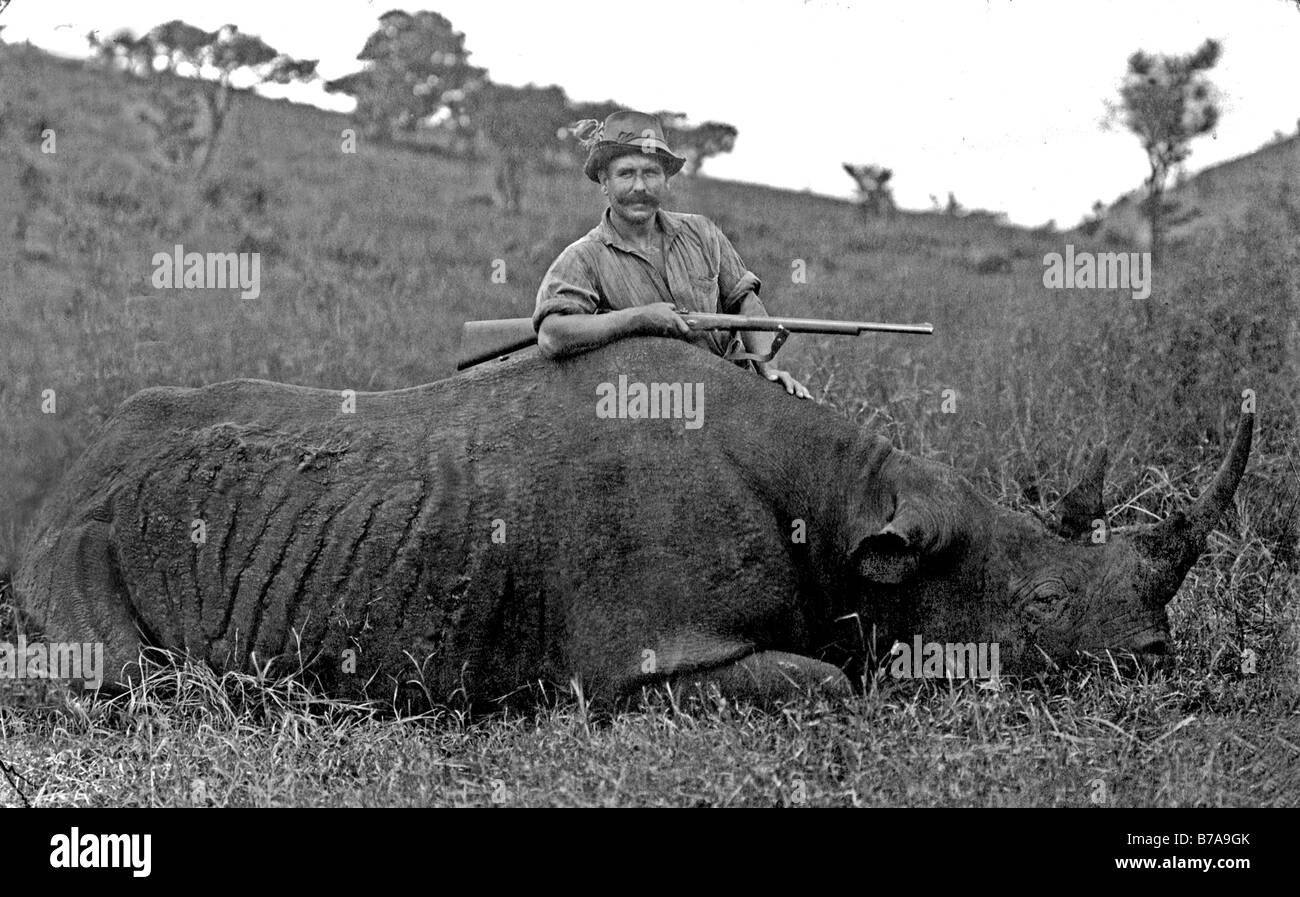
xmin=14 ymin=338 xmax=1251 ymax=706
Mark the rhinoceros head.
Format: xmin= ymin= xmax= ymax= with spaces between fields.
xmin=844 ymin=413 xmax=1253 ymax=674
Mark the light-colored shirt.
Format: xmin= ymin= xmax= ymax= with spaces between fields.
xmin=533 ymin=208 xmax=763 ymax=357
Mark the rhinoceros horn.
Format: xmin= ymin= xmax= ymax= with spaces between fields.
xmin=1055 ymin=446 xmax=1108 ymax=538
xmin=1133 ymin=412 xmax=1254 ymax=605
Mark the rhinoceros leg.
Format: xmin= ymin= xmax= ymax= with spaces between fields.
xmin=669 ymin=651 xmax=853 ymax=704
xmin=37 ymin=519 xmax=144 ymax=689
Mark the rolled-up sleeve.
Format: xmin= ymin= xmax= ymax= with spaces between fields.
xmin=532 ymin=243 xmax=600 ymax=332
xmin=713 ymin=222 xmax=761 ymax=314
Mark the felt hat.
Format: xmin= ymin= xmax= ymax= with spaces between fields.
xmin=580 ymin=110 xmax=686 ymax=182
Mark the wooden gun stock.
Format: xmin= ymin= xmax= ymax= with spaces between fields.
xmin=456 ymin=318 xmax=539 ymax=371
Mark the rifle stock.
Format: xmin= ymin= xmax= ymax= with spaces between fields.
xmin=456 ymin=318 xmax=539 ymax=371
xmin=455 ymin=311 xmax=934 ymax=370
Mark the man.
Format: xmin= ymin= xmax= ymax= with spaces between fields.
xmin=534 ymin=110 xmax=810 ymax=399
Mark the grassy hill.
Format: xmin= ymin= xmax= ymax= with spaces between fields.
xmin=1 ymin=42 xmax=1297 ymax=806
xmin=1100 ymin=129 xmax=1300 ymax=247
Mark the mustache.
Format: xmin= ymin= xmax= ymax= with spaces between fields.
xmin=624 ymin=195 xmax=658 ymax=204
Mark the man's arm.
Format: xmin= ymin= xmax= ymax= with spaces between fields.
xmin=733 ymin=294 xmax=813 ymax=399
xmin=536 ymin=303 xmax=689 ymax=359
xmin=735 ymin=293 xmax=778 ymax=359
xmin=708 ymin=219 xmax=810 ymax=399
xmin=534 ymin=241 xmax=690 ymax=359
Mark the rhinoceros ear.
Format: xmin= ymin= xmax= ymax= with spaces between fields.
xmin=851 ymin=500 xmax=951 ymax=584
xmin=1054 ymin=446 xmax=1107 ymax=539
xmin=852 ymin=525 xmax=920 ymax=584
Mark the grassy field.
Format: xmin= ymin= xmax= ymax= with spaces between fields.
xmin=1 ymin=42 xmax=1297 ymax=807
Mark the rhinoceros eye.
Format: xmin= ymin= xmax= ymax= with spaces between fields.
xmin=1031 ymin=578 xmax=1069 ymax=603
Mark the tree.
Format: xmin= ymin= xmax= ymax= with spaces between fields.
xmin=87 ymin=28 xmax=156 ymax=76
xmin=184 ymin=24 xmax=318 ymax=175
xmin=671 ymin=121 xmax=738 ymax=175
xmin=843 ymin=163 xmax=896 ymax=218
xmin=651 ymin=112 xmax=737 ymax=175
xmin=1079 ymin=199 xmax=1108 ymax=237
xmin=147 ymin=19 xmax=210 ymax=72
xmin=89 ymin=21 xmax=317 ymax=176
xmin=1112 ymin=38 xmax=1220 ymax=269
xmin=326 ymin=10 xmax=484 ymax=143
xmin=468 ymin=82 xmax=570 ymax=212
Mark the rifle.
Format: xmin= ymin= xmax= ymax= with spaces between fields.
xmin=455 ymin=309 xmax=934 ymax=371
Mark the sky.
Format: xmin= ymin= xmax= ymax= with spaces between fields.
xmin=5 ymin=0 xmax=1299 ymax=226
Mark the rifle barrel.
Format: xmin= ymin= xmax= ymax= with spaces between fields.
xmin=679 ymin=312 xmax=933 ymax=336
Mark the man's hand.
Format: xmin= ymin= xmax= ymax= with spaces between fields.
xmin=758 ymin=365 xmax=812 ymax=400
xmin=732 ymin=294 xmax=811 ymax=399
xmin=634 ymin=302 xmax=691 ymax=338
xmin=538 ymin=303 xmax=687 ymax=359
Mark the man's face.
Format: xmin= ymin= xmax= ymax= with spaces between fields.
xmin=601 ymin=153 xmax=668 ymax=225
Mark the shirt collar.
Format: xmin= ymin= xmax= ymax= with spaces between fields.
xmin=596 ymin=207 xmax=681 ymax=252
